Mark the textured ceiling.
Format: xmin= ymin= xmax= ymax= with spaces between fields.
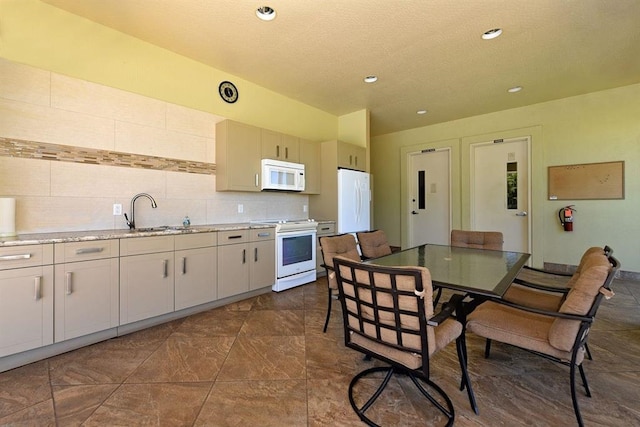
xmin=42 ymin=0 xmax=640 ymax=137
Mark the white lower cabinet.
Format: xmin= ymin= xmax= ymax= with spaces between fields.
xmin=249 ymin=229 xmax=275 ymax=291
xmin=119 ymin=236 xmax=175 ymax=325
xmin=53 ymin=240 xmax=119 ymax=342
xmin=217 ymin=230 xmax=250 ymax=299
xmin=316 ymin=222 xmax=336 ymax=276
xmin=217 ymin=229 xmax=276 ymax=298
xmin=0 ymin=245 xmax=54 ymax=357
xmin=175 ymin=233 xmax=218 ymax=310
xmin=0 ymin=228 xmax=270 ymax=367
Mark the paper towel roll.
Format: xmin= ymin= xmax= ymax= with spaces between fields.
xmin=0 ymin=198 xmax=16 ymax=237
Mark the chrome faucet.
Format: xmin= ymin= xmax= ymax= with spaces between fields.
xmin=124 ymin=193 xmax=157 ymax=229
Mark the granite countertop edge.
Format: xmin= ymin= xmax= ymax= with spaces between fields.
xmin=0 ymin=223 xmax=275 ymax=247
xmin=0 ymin=220 xmax=336 ymax=247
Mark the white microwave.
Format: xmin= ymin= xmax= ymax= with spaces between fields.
xmin=261 ymin=159 xmax=305 ymax=192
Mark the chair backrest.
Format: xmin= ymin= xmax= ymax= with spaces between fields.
xmin=333 ymin=256 xmax=437 ymax=372
xmin=356 ymin=229 xmax=392 ymax=259
xmin=569 ymin=245 xmax=609 ymax=278
xmin=451 ymin=229 xmax=504 ymax=251
xmin=548 ymin=252 xmax=619 ymax=352
xmin=319 ymin=234 xmax=361 ymax=289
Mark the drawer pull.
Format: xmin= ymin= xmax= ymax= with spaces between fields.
xmin=257 ymin=232 xmax=271 ymax=237
xmin=228 ymin=235 xmax=243 ymax=240
xmin=34 ymin=276 xmax=41 ymax=301
xmin=66 ymin=272 xmax=73 ymax=295
xmin=181 ymin=257 xmax=186 ymax=275
xmin=75 ymin=247 xmax=104 ymax=255
xmin=0 ymin=253 xmax=31 ymax=261
xmin=162 ymin=259 xmax=168 ymax=278
xmin=320 ymin=227 xmax=331 ymax=231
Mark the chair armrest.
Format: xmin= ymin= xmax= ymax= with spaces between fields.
xmin=522 ymin=265 xmax=573 ymax=277
xmin=428 ymin=294 xmax=464 ymax=326
xmin=321 ymin=263 xmax=334 ymax=272
xmin=485 ymin=297 xmax=594 ymax=323
xmin=512 ymin=278 xmax=570 ymax=294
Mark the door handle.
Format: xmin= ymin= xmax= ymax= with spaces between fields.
xmin=411 ymin=211 xmax=419 ymax=215
xmin=515 ymin=211 xmax=528 ymax=216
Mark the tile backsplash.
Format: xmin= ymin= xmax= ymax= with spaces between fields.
xmin=0 ymin=58 xmax=308 ymax=233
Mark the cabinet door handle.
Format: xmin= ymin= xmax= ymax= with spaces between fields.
xmin=349 ymin=155 xmax=353 ymax=165
xmin=65 ymin=272 xmax=73 ymax=295
xmin=181 ymin=257 xmax=186 ymax=275
xmin=0 ymin=253 xmax=31 ymax=261
xmin=257 ymin=232 xmax=271 ymax=237
xmin=355 ymin=156 xmax=358 ymax=167
xmin=255 ymin=173 xmax=259 ymax=187
xmin=75 ymin=247 xmax=104 ymax=255
xmin=34 ymin=276 xmax=41 ymax=301
xmin=277 ymin=145 xmax=280 ymax=157
xmin=254 ymin=247 xmax=258 ymax=262
xmin=285 ymin=147 xmax=288 ymax=159
xmin=242 ymin=249 xmax=246 ymax=264
xmin=162 ymin=259 xmax=168 ymax=278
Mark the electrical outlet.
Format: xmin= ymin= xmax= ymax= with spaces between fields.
xmin=237 ymin=204 xmax=244 ymax=214
xmin=113 ymin=203 xmax=122 ymax=215
xmin=303 ymin=204 xmax=308 ymax=212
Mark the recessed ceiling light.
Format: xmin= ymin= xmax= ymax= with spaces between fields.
xmin=507 ymin=86 xmax=523 ymax=93
xmin=417 ymin=110 xmax=428 ymax=115
xmin=256 ymin=6 xmax=276 ymax=21
xmin=364 ymin=75 xmax=378 ymax=83
xmin=482 ymin=28 xmax=503 ymax=40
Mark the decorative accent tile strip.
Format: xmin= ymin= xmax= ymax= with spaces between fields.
xmin=0 ymin=137 xmax=215 ymax=175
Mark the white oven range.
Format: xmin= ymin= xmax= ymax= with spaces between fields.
xmin=252 ymin=219 xmax=318 ymax=292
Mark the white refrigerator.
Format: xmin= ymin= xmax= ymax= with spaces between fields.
xmin=337 ymin=169 xmax=371 ymax=233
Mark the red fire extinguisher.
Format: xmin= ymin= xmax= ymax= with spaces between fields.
xmin=559 ymin=205 xmax=576 ymax=231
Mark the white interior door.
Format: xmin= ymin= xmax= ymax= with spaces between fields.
xmin=471 ymin=137 xmax=530 ymax=252
xmin=408 ymin=149 xmax=450 ymax=246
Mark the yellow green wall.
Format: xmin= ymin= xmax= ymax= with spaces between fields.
xmin=338 ymin=110 xmax=370 ymax=147
xmin=0 ymin=0 xmax=337 ymax=141
xmin=372 ymin=83 xmax=640 ymax=272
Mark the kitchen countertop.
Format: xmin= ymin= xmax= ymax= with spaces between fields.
xmin=0 ymin=223 xmax=274 ymax=247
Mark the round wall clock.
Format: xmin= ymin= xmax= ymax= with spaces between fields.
xmin=219 ymin=81 xmax=238 ymax=103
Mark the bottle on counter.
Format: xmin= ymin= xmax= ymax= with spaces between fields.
xmin=182 ymin=216 xmax=191 ymax=227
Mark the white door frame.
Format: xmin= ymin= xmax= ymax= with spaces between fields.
xmin=470 ymin=136 xmax=532 ymax=253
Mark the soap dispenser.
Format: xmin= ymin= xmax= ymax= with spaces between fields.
xmin=182 ymin=216 xmax=191 ymax=227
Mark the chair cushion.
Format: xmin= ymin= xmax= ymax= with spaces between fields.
xmin=320 ymin=234 xmax=361 ymax=289
xmin=357 ymin=230 xmax=392 ymax=259
xmin=504 ymin=246 xmax=606 ymax=314
xmin=548 ymin=253 xmax=611 ymax=351
xmin=503 ymin=284 xmax=564 ymax=311
xmin=451 ymin=230 xmax=503 ymax=250
xmin=350 ymin=318 xmax=462 ymax=370
xmin=467 ymin=302 xmax=584 ymax=364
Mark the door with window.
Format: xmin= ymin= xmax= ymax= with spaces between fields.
xmin=471 ymin=137 xmax=530 ymax=252
xmin=408 ymin=149 xmax=451 ymax=247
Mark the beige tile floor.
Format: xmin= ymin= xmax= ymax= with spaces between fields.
xmin=1 ymin=277 xmax=639 ymax=426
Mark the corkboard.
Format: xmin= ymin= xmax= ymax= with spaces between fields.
xmin=548 ymin=161 xmax=624 ymax=200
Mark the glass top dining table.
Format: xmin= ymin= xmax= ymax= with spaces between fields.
xmin=364 ymin=244 xmax=531 ymax=298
